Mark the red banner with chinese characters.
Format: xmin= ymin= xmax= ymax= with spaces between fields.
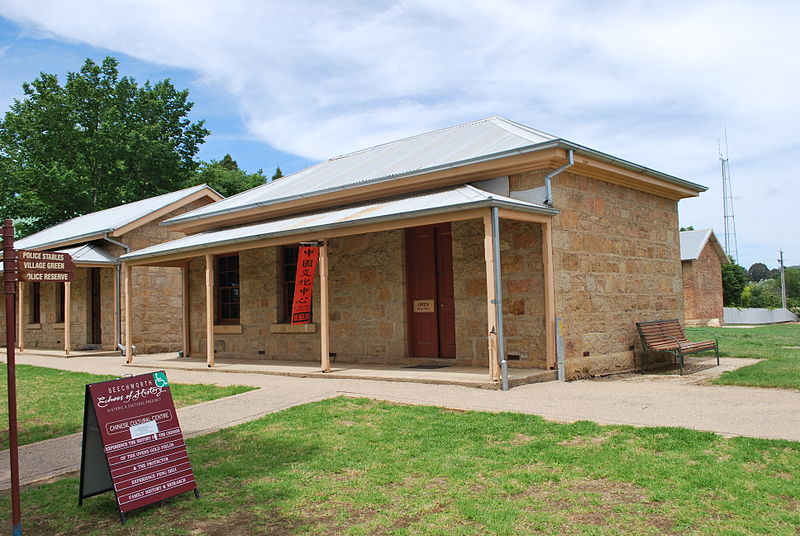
xmin=291 ymin=246 xmax=319 ymax=324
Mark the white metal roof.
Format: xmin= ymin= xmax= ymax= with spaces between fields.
xmin=123 ymin=185 xmax=556 ymax=262
xmin=167 ymin=116 xmax=706 ymax=227
xmin=15 ymin=184 xmax=218 ymax=251
xmin=57 ymin=243 xmax=118 ymax=265
xmin=680 ymin=229 xmax=729 ymax=263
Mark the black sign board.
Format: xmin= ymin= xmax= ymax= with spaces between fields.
xmin=79 ymin=371 xmax=199 ymax=523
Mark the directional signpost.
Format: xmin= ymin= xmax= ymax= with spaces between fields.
xmin=2 ymin=220 xmax=76 ymax=535
xmin=16 ymin=250 xmax=76 ymax=282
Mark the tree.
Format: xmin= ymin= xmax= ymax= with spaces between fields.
xmin=748 ymin=262 xmax=771 ymax=282
xmin=190 ymin=154 xmax=266 ymax=198
xmin=722 ymin=263 xmax=749 ymax=306
xmin=0 ymin=57 xmax=209 ymax=235
xmin=679 ymin=226 xmax=695 ymax=231
xmin=271 ymin=166 xmax=283 ymax=181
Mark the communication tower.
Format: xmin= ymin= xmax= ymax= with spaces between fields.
xmin=720 ymin=130 xmax=739 ymax=262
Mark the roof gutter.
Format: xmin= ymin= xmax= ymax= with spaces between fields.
xmin=124 ymin=198 xmax=558 ymax=263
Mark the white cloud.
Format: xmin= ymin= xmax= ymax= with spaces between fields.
xmin=1 ymin=0 xmax=799 ymax=267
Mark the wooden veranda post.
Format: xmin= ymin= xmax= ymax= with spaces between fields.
xmin=483 ymin=213 xmax=499 ymax=381
xmin=112 ymin=267 xmax=119 ymax=349
xmin=205 ymin=254 xmax=215 ymax=367
xmin=124 ymin=263 xmax=133 ymax=363
xmin=319 ymin=241 xmax=331 ymax=373
xmin=542 ymin=220 xmax=556 ymax=369
xmin=64 ymin=282 xmax=71 ymax=355
xmin=182 ymin=261 xmax=191 ymax=357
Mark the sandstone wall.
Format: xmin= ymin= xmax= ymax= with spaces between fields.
xmin=188 ymin=223 xmax=545 ymax=368
xmin=126 ymin=198 xmax=212 ymax=354
xmin=682 ymin=245 xmax=724 ymax=325
xmin=510 ymin=170 xmax=683 ymax=378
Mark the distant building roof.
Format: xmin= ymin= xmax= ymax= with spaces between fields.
xmin=680 ymin=229 xmax=729 ymax=264
xmin=15 ymin=184 xmax=222 ymax=251
xmin=123 ymin=185 xmax=556 ymax=263
xmin=166 ymin=116 xmax=707 ymax=227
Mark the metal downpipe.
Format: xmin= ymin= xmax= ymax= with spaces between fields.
xmin=544 ymin=149 xmax=574 ymax=205
xmin=490 ymin=207 xmax=509 ymax=391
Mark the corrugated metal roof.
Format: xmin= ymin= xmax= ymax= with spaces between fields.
xmin=57 ymin=243 xmax=118 ymax=264
xmin=680 ymin=229 xmax=729 ymax=263
xmin=15 ymin=184 xmax=217 ymax=251
xmin=123 ymin=185 xmax=556 ymax=262
xmin=167 ymin=116 xmax=706 ymax=227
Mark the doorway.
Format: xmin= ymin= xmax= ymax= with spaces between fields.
xmin=405 ymin=224 xmax=456 ymax=358
xmin=89 ymin=268 xmax=102 ymax=346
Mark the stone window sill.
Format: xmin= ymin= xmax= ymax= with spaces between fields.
xmin=53 ymin=323 xmax=65 ymax=329
xmin=214 ymin=324 xmax=243 ymax=334
xmin=270 ymin=323 xmax=318 ymax=334
xmin=26 ymin=323 xmax=42 ymax=330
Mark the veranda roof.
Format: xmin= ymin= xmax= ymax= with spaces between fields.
xmin=56 ymin=243 xmax=118 ymax=265
xmin=166 ymin=116 xmax=706 ymax=228
xmin=122 ymin=185 xmax=557 ymax=263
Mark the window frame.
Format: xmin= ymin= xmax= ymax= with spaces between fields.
xmin=55 ymin=283 xmax=65 ymax=323
xmin=31 ymin=282 xmax=41 ymax=324
xmin=215 ymin=254 xmax=240 ymax=325
xmin=280 ymin=245 xmax=313 ymax=323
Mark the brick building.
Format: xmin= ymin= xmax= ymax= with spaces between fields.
xmin=121 ymin=117 xmax=707 ymax=381
xmin=680 ymin=229 xmax=728 ymax=326
xmin=0 ymin=185 xmax=221 ymax=354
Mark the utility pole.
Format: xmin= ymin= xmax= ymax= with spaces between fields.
xmin=779 ymin=250 xmax=787 ymax=309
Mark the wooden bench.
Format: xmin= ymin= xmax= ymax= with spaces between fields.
xmin=635 ymin=319 xmax=719 ymax=374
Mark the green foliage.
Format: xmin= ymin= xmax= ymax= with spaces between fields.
xmin=679 ymin=225 xmax=694 ymax=231
xmin=740 ymin=279 xmax=781 ymax=308
xmin=188 ymin=154 xmax=266 ymax=197
xmin=272 ymin=166 xmax=283 ymax=180
xmin=721 ymin=263 xmax=748 ymax=306
xmin=0 ymin=56 xmax=209 ymax=236
xmin=748 ymin=262 xmax=771 ymax=282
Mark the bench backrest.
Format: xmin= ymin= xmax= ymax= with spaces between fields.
xmin=636 ymin=319 xmax=689 ymax=347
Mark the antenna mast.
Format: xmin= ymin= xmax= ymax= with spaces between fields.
xmin=720 ymin=129 xmax=739 ymax=263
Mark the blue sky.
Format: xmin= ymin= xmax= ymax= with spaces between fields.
xmin=1 ymin=1 xmax=798 ymax=269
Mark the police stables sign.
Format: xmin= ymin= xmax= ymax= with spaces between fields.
xmin=17 ymin=249 xmax=76 ymax=282
xmin=79 ymin=371 xmax=199 ymax=522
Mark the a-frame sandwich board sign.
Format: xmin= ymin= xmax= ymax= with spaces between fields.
xmin=79 ymin=371 xmax=199 ymax=523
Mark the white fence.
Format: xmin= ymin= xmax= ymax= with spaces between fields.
xmin=723 ymin=307 xmax=799 ymax=325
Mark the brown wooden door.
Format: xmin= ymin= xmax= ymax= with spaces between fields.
xmin=405 ymin=224 xmax=456 ymax=358
xmin=90 ymin=268 xmax=102 ymax=345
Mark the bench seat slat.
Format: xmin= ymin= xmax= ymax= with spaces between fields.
xmin=635 ymin=319 xmax=719 ymax=375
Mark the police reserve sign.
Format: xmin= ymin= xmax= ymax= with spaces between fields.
xmin=79 ymin=371 xmax=199 ymax=523
xmin=17 ymin=249 xmax=76 ymax=282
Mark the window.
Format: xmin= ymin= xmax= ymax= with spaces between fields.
xmin=281 ymin=246 xmax=312 ymax=323
xmin=55 ymin=283 xmax=65 ymax=323
xmin=31 ymin=282 xmax=41 ymax=324
xmin=216 ymin=254 xmax=240 ymax=324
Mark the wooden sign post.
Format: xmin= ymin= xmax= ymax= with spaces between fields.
xmin=79 ymin=371 xmax=199 ymax=523
xmin=2 ymin=219 xmax=22 ymax=536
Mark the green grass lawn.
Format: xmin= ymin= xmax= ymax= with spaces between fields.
xmin=1 ymin=397 xmax=797 ymax=535
xmin=686 ymin=323 xmax=800 ymax=389
xmin=0 ymin=364 xmax=255 ymax=449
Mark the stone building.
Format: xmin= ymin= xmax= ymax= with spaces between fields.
xmin=121 ymin=117 xmax=707 ymax=381
xmin=0 ymin=185 xmax=222 ymax=354
xmin=680 ymin=229 xmax=728 ymax=326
